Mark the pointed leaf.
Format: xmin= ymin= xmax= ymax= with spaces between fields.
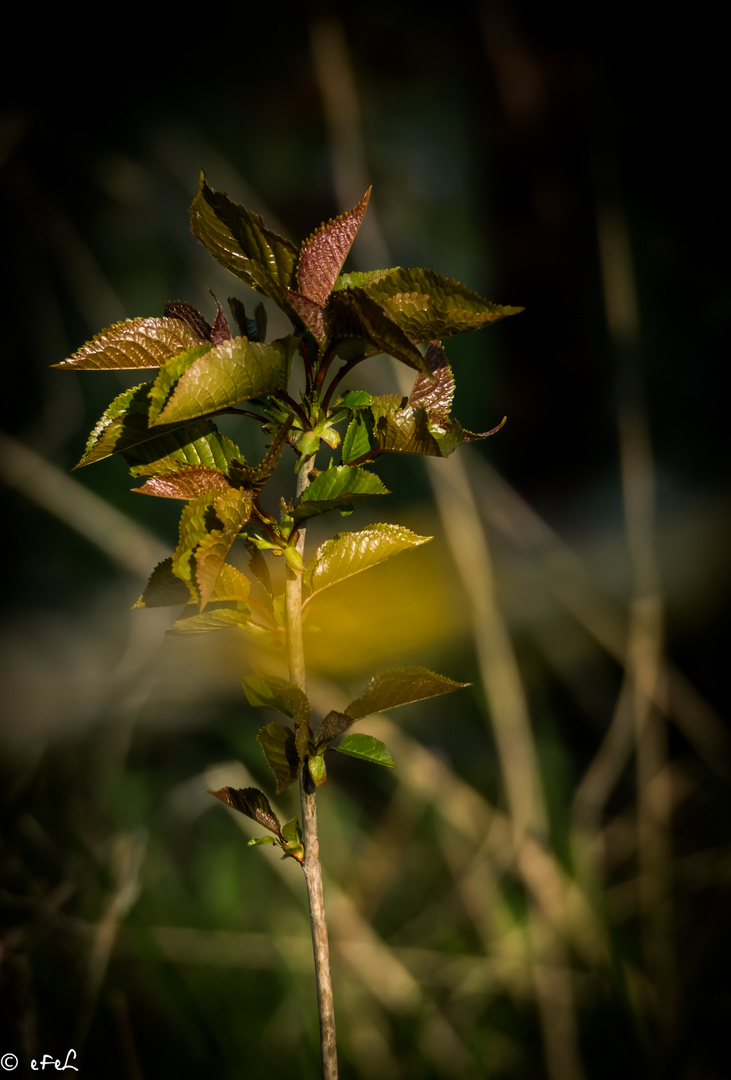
xmin=132 ymin=465 xmax=232 ymax=499
xmin=248 ymin=835 xmax=278 ymax=847
xmin=345 ymin=667 xmax=469 ymax=721
xmin=243 ymin=674 xmax=311 ymax=726
xmin=292 ymin=465 xmax=389 ymax=522
xmin=151 ymin=336 xmax=294 ymax=427
xmin=333 ymin=268 xmax=397 ymax=292
xmin=190 ymin=174 xmax=299 ymax=312
xmin=173 ymin=487 xmax=253 ymax=607
xmin=324 ymin=289 xmax=431 ymax=374
xmin=407 ymin=341 xmax=454 ymax=418
xmin=208 ymin=786 xmax=281 ymax=835
xmin=280 ymin=818 xmax=303 ymax=844
xmin=55 ymin=317 xmax=204 ymax=370
xmin=341 ymin=415 xmax=372 ymax=465
xmin=164 ymin=300 xmax=213 ymax=341
xmin=297 ymin=188 xmax=371 ymax=305
xmin=257 ymin=722 xmax=300 ymax=793
xmin=125 ymin=422 xmax=244 ymax=474
xmin=304 ymin=524 xmax=431 ymax=602
xmin=335 ymin=734 xmax=396 ymax=768
xmin=362 ymin=267 xmax=524 ymax=341
xmin=148 ymin=344 xmax=214 ymax=424
xmin=373 ymin=404 xmax=444 ymax=456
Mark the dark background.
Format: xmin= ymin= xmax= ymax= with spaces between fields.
xmin=1 ymin=3 xmax=728 ymax=1078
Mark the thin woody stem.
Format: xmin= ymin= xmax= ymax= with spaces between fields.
xmin=285 ymin=453 xmax=339 ymax=1080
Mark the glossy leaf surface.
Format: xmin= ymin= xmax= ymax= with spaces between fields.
xmin=190 ymin=175 xmax=298 ymax=311
xmin=345 ymin=667 xmax=469 ymax=721
xmin=151 ymin=336 xmax=293 ymax=426
xmin=296 ymin=188 xmax=371 ymax=305
xmin=55 ymin=317 xmax=204 ymax=370
xmin=292 ymin=466 xmax=388 ymax=522
xmin=208 ymin=786 xmax=281 ymax=835
xmin=304 ymin=524 xmax=430 ymax=601
xmin=173 ymin=487 xmax=253 ymax=608
xmin=335 ymin=733 xmax=396 ymax=767
xmin=362 ymin=267 xmax=523 ymax=341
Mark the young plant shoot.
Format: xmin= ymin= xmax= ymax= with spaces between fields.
xmin=57 ymin=177 xmax=521 ymax=1078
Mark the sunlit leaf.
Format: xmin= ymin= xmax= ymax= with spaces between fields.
xmin=373 ymin=405 xmax=443 ymax=456
xmin=362 ymin=267 xmax=524 ymax=341
xmin=172 ymin=488 xmax=253 ymax=608
xmin=335 ymin=733 xmax=396 ymax=767
xmin=148 ymin=344 xmax=213 ymax=424
xmin=125 ymin=422 xmax=243 ymax=475
xmin=304 ymin=524 xmax=431 ymax=602
xmin=151 ymin=336 xmax=293 ymax=427
xmin=292 ymin=465 xmax=389 ymax=522
xmin=132 ymin=464 xmax=232 ymax=499
xmin=341 ymin=415 xmax=372 ymax=465
xmin=243 ymin=674 xmax=311 ymax=726
xmin=208 ymin=786 xmax=281 ymax=835
xmin=324 ymin=289 xmax=432 ymax=374
xmin=54 ymin=317 xmax=204 ymax=370
xmin=297 ymin=188 xmax=371 ymax=305
xmin=407 ymin=341 xmax=454 ymax=418
xmin=257 ymin=722 xmax=300 ymax=793
xmin=164 ymin=300 xmax=213 ymax=341
xmin=345 ymin=667 xmax=469 ymax=721
xmin=248 ymin=835 xmax=278 ymax=847
xmin=190 ymin=174 xmax=298 ymax=312
xmin=308 ymin=754 xmax=327 ymax=786
xmin=195 ymin=488 xmax=254 ymax=609
xmin=333 ymin=268 xmax=397 ymax=292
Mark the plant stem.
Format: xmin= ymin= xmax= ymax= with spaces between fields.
xmin=285 ymin=453 xmax=339 ymax=1080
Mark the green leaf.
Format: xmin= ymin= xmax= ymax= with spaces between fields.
xmin=257 ymin=722 xmax=300 ymax=793
xmin=173 ymin=488 xmax=253 ymax=608
xmin=373 ymin=405 xmax=444 ymax=456
xmin=297 ymin=188 xmax=371 ymax=305
xmin=280 ymin=818 xmax=303 ymax=844
xmin=333 ymin=268 xmax=398 ymax=292
xmin=151 ymin=336 xmax=294 ymax=427
xmin=135 ymin=558 xmax=253 ymax=610
xmin=345 ymin=667 xmax=469 ymax=721
xmin=125 ymin=422 xmax=244 ymax=475
xmin=208 ymin=786 xmax=281 ymax=835
xmin=308 ymin=754 xmax=327 ymax=786
xmin=190 ymin=174 xmax=299 ymax=313
xmin=248 ymin=835 xmax=278 ymax=847
xmin=324 ymin=289 xmax=432 ymax=374
xmin=148 ymin=344 xmax=213 ymax=424
xmin=304 ymin=524 xmax=431 ymax=602
xmin=341 ymin=415 xmax=372 ymax=465
xmin=339 ymin=390 xmax=373 ymax=409
xmin=335 ymin=734 xmax=396 ymax=768
xmin=54 ymin=316 xmax=204 ymax=370
xmin=243 ymin=674 xmax=311 ymax=726
xmin=361 ymin=267 xmax=524 ymax=341
xmin=292 ymin=465 xmax=389 ymax=522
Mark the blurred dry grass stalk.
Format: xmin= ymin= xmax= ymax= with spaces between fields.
xmin=1 ymin=19 xmax=729 ymax=1080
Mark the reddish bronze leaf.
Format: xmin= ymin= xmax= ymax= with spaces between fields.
xmin=297 ymin=188 xmax=371 ymax=306
xmin=407 ymin=341 xmax=454 ymax=419
xmin=164 ymin=300 xmax=213 ymax=342
xmin=132 ymin=465 xmax=232 ymax=499
xmin=208 ymin=786 xmax=282 ymax=835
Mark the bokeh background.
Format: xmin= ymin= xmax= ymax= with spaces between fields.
xmin=1 ymin=3 xmax=729 ymax=1077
